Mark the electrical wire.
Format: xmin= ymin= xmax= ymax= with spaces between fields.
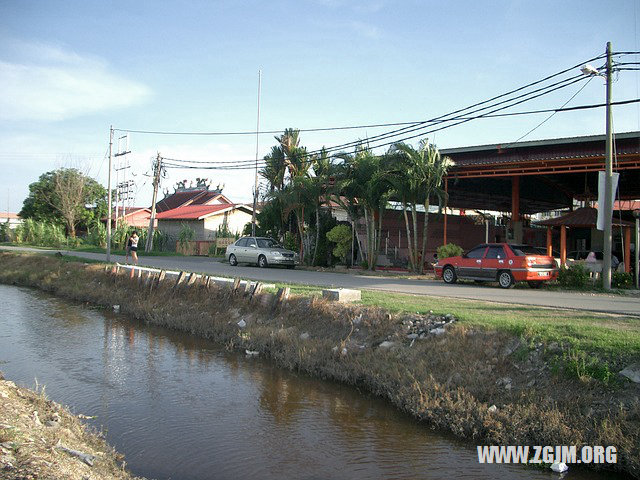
xmin=154 ymin=53 xmax=638 ymax=171
xmin=165 ymin=77 xmax=607 ymax=167
xmin=161 ymin=98 xmax=640 ymax=170
xmin=114 ymin=53 xmax=607 ymax=142
xmin=504 ymin=76 xmax=595 ymax=147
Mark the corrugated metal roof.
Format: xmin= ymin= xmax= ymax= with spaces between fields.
xmin=536 ymin=207 xmax=634 ymax=227
xmin=442 ymin=131 xmax=640 ymax=168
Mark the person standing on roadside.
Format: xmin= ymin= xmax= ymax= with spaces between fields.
xmin=129 ymin=231 xmax=139 ymax=265
xmin=125 ymin=234 xmax=132 ymax=264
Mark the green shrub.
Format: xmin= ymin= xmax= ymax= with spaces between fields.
xmin=612 ymin=271 xmax=633 ymax=289
xmin=0 ymin=222 xmax=10 ymax=242
xmin=111 ymin=222 xmax=130 ymax=250
xmin=557 ymin=263 xmax=590 ymax=289
xmin=283 ymin=231 xmax=298 ymax=252
xmin=437 ymin=243 xmax=463 ymax=259
xmin=178 ymin=224 xmax=195 ymax=248
xmin=13 ymin=219 xmax=66 ymax=247
xmin=43 ymin=222 xmax=66 ymax=247
xmin=326 ymin=224 xmax=352 ymax=264
xmin=86 ymin=222 xmax=107 ymax=248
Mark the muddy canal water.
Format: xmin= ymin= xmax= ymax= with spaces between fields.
xmin=0 ymin=284 xmax=617 ymax=480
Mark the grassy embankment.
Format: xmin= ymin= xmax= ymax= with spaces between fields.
xmin=1 ymin=251 xmax=639 ymax=478
xmin=0 ymin=242 xmax=184 ymax=257
xmin=0 ymin=374 xmax=143 ymax=480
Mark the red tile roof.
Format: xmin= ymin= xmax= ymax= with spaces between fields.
xmin=156 ymin=204 xmax=234 ymax=220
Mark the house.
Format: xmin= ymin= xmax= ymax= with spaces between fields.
xmin=156 ymin=203 xmax=253 ymax=244
xmin=106 ymin=207 xmax=155 ymax=229
xmin=155 ymin=179 xmax=231 ymax=213
xmin=0 ymin=212 xmax=22 ymax=229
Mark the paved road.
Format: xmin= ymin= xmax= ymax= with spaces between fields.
xmin=3 ymin=246 xmax=640 ymax=316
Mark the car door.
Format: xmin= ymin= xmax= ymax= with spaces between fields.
xmin=457 ymin=245 xmax=487 ymax=278
xmin=245 ymin=237 xmax=258 ymax=264
xmin=481 ymin=245 xmax=506 ymax=280
xmin=232 ymin=238 xmax=247 ymax=262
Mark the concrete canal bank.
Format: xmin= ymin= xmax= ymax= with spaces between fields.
xmin=0 ymin=252 xmax=638 ymax=478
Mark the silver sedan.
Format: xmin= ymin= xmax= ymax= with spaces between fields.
xmin=226 ymin=237 xmax=298 ymax=268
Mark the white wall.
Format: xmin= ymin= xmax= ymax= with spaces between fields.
xmin=203 ymin=209 xmax=251 ymax=237
xmin=157 ymin=209 xmax=252 ymax=243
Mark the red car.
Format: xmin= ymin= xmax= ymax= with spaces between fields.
xmin=434 ymin=243 xmax=558 ymax=288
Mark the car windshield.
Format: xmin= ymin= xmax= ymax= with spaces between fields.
xmin=257 ymin=238 xmax=282 ymax=249
xmin=510 ymin=245 xmax=542 ymax=256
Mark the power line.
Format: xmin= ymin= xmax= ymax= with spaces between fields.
xmin=160 ymin=98 xmax=640 ymax=170
xmin=115 ymin=53 xmax=608 ymax=140
xmin=151 ymin=53 xmax=637 ymax=171
xmin=315 ymin=74 xmax=590 ymax=156
xmin=505 ymin=76 xmax=595 ymax=146
xmin=163 ymin=76 xmax=598 ymax=166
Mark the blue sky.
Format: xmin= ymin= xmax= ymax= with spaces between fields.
xmin=1 ymin=0 xmax=639 ymax=212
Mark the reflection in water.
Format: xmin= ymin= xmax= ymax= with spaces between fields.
xmin=0 ymin=284 xmax=618 ymax=480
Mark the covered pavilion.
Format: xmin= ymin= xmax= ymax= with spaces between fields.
xmin=535 ymin=207 xmax=634 ymax=271
xmin=440 ymin=131 xmax=640 ymax=269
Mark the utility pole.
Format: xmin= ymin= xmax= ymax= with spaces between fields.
xmin=106 ymin=126 xmax=113 ymax=262
xmin=114 ymin=134 xmax=131 ymax=230
xmin=602 ymin=41 xmax=613 ymax=290
xmin=145 ymin=153 xmax=163 ymax=252
xmin=251 ymin=69 xmax=262 ymax=236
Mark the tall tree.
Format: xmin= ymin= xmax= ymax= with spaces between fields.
xmin=335 ymin=145 xmax=391 ymax=270
xmin=20 ymin=168 xmax=107 ymax=237
xmin=390 ymin=140 xmax=452 ymax=273
xmin=260 ymin=145 xmax=286 ymax=192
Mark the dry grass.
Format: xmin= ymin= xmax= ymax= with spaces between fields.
xmin=0 ymin=373 xmax=143 ymax=480
xmin=1 ymin=252 xmax=639 ymax=479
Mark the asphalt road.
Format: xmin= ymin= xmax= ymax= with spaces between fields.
xmin=3 ymin=245 xmax=640 ymax=316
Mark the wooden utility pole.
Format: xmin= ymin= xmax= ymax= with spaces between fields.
xmin=145 ymin=153 xmax=163 ymax=252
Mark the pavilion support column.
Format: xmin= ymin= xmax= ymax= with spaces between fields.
xmin=546 ymin=227 xmax=553 ymax=256
xmin=560 ymin=225 xmax=567 ymax=267
xmin=511 ymin=176 xmax=523 ymax=243
xmin=625 ymin=226 xmax=631 ymax=273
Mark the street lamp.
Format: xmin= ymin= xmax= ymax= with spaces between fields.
xmin=581 ymin=42 xmax=613 ymax=290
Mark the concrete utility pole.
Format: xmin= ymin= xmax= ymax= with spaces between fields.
xmin=145 ymin=153 xmax=163 ymax=253
xmin=603 ymin=41 xmax=613 ymax=290
xmin=634 ymin=209 xmax=640 ymax=290
xmin=251 ymin=69 xmax=262 ymax=237
xmin=107 ymin=126 xmax=113 ymax=262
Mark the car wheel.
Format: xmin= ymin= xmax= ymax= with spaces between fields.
xmin=528 ymin=281 xmax=543 ymax=289
xmin=258 ymin=255 xmax=268 ymax=268
xmin=498 ymin=270 xmax=515 ymax=289
xmin=442 ymin=266 xmax=457 ymax=284
xmin=229 ymin=254 xmax=238 ymax=266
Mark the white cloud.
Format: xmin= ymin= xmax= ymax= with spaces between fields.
xmin=0 ymin=43 xmax=151 ymax=122
xmin=345 ymin=20 xmax=381 ymax=39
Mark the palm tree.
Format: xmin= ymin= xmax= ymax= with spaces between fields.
xmin=260 ymin=146 xmax=286 ymax=192
xmin=335 ymin=145 xmax=392 ymax=270
xmin=274 ymin=129 xmax=311 ymax=258
xmin=391 ymin=140 xmax=452 ymax=273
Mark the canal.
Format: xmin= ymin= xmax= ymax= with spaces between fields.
xmin=0 ymin=284 xmax=615 ymax=479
